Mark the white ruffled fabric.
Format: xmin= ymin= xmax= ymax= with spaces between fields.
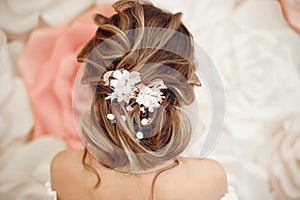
xmin=220 ymin=186 xmax=239 ymax=200
xmin=45 ymin=181 xmax=57 ymax=200
xmin=0 ymin=29 xmax=67 ymax=200
xmin=45 ymin=180 xmax=238 ymax=200
xmin=0 ymin=0 xmax=94 ymax=34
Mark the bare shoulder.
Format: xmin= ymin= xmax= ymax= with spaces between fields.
xmin=183 ymin=157 xmax=227 ymax=180
xmin=51 ymin=149 xmax=84 ymax=177
xmin=155 ymin=157 xmax=227 ymax=200
xmin=182 ymin=157 xmax=227 ymax=199
xmin=51 ymin=149 xmax=83 ymax=163
xmin=50 ymin=149 xmax=83 ymax=184
xmin=50 ymin=149 xmax=88 ymax=199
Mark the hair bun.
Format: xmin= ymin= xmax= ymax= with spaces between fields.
xmin=76 ymin=0 xmax=200 ymax=173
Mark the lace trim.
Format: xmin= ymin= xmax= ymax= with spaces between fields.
xmin=220 ymin=186 xmax=239 ymax=200
xmin=45 ymin=181 xmax=57 ymax=200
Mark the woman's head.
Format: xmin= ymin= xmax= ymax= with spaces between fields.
xmin=77 ymin=0 xmax=200 ymax=173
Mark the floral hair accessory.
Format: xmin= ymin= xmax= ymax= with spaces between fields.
xmin=104 ymin=69 xmax=141 ymax=103
xmin=103 ymin=68 xmax=167 ymax=134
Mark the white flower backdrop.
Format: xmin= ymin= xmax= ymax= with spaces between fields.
xmin=0 ymin=0 xmax=299 ymax=199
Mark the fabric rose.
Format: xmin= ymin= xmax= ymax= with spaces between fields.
xmin=211 ymin=154 xmax=273 ymax=200
xmin=258 ymin=116 xmax=300 ymax=199
xmin=197 ymin=0 xmax=300 ymax=147
xmin=0 ymin=0 xmax=94 ymax=34
xmin=0 ymin=29 xmax=67 ymax=199
xmin=0 ymin=29 xmax=33 ymax=147
xmin=151 ymin=0 xmax=238 ymax=32
xmin=181 ymin=1 xmax=300 ymax=198
xmin=18 ymin=4 xmax=115 ymax=149
xmin=278 ymin=0 xmax=300 ymax=34
xmin=206 ymin=131 xmax=273 ymax=200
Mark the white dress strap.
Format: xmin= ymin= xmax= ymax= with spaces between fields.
xmin=45 ymin=181 xmax=57 ymax=200
xmin=220 ymin=186 xmax=239 ymax=200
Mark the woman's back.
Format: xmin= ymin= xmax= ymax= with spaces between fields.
xmin=51 ymin=150 xmax=227 ymax=200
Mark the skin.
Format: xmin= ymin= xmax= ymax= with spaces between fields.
xmin=51 ymin=150 xmax=227 ymax=200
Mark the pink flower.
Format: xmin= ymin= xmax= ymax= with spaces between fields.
xmin=18 ymin=4 xmax=115 ymax=149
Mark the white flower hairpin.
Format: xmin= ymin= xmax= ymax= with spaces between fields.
xmin=103 ymin=69 xmax=167 ymax=139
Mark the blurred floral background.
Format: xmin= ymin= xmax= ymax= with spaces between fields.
xmin=0 ymin=0 xmax=299 ymax=199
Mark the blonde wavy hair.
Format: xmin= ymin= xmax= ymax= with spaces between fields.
xmin=77 ymin=0 xmax=200 ymax=189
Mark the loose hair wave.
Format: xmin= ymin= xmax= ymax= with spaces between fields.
xmin=77 ymin=0 xmax=200 ymax=189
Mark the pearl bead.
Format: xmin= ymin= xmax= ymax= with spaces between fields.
xmin=141 ymin=118 xmax=148 ymax=125
xmin=136 ymin=131 xmax=144 ymax=139
xmin=121 ymin=115 xmax=126 ymax=121
xmin=107 ymin=113 xmax=115 ymax=120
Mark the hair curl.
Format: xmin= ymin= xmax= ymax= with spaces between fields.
xmin=77 ymin=0 xmax=200 ymax=190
